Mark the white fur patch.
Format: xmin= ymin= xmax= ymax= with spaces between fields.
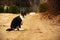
xmin=20 ymin=14 xmax=24 ymax=20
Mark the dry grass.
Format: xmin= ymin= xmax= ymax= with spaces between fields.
xmin=0 ymin=13 xmax=60 ymax=40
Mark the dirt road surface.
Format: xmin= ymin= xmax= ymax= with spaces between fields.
xmin=0 ymin=13 xmax=60 ymax=40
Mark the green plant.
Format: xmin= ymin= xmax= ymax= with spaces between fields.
xmin=0 ymin=6 xmax=4 ymax=13
xmin=38 ymin=3 xmax=47 ymax=12
xmin=8 ymin=5 xmax=20 ymax=14
xmin=4 ymin=7 xmax=9 ymax=13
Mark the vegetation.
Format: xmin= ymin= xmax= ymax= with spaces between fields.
xmin=4 ymin=7 xmax=9 ymax=13
xmin=38 ymin=3 xmax=47 ymax=12
xmin=0 ymin=5 xmax=20 ymax=14
xmin=47 ymin=0 xmax=60 ymax=15
xmin=0 ymin=6 xmax=4 ymax=13
xmin=8 ymin=5 xmax=20 ymax=14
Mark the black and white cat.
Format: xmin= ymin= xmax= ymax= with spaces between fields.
xmin=6 ymin=16 xmax=22 ymax=31
xmin=6 ymin=11 xmax=27 ymax=31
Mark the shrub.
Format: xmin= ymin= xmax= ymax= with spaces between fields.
xmin=38 ymin=3 xmax=47 ymax=12
xmin=4 ymin=7 xmax=9 ymax=13
xmin=8 ymin=5 xmax=20 ymax=14
xmin=0 ymin=6 xmax=4 ymax=13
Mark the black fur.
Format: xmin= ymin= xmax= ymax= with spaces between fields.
xmin=21 ymin=11 xmax=27 ymax=17
xmin=6 ymin=16 xmax=22 ymax=31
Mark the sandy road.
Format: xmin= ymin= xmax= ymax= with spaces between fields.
xmin=0 ymin=13 xmax=60 ymax=40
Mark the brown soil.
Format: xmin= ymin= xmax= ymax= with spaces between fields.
xmin=0 ymin=13 xmax=60 ymax=40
